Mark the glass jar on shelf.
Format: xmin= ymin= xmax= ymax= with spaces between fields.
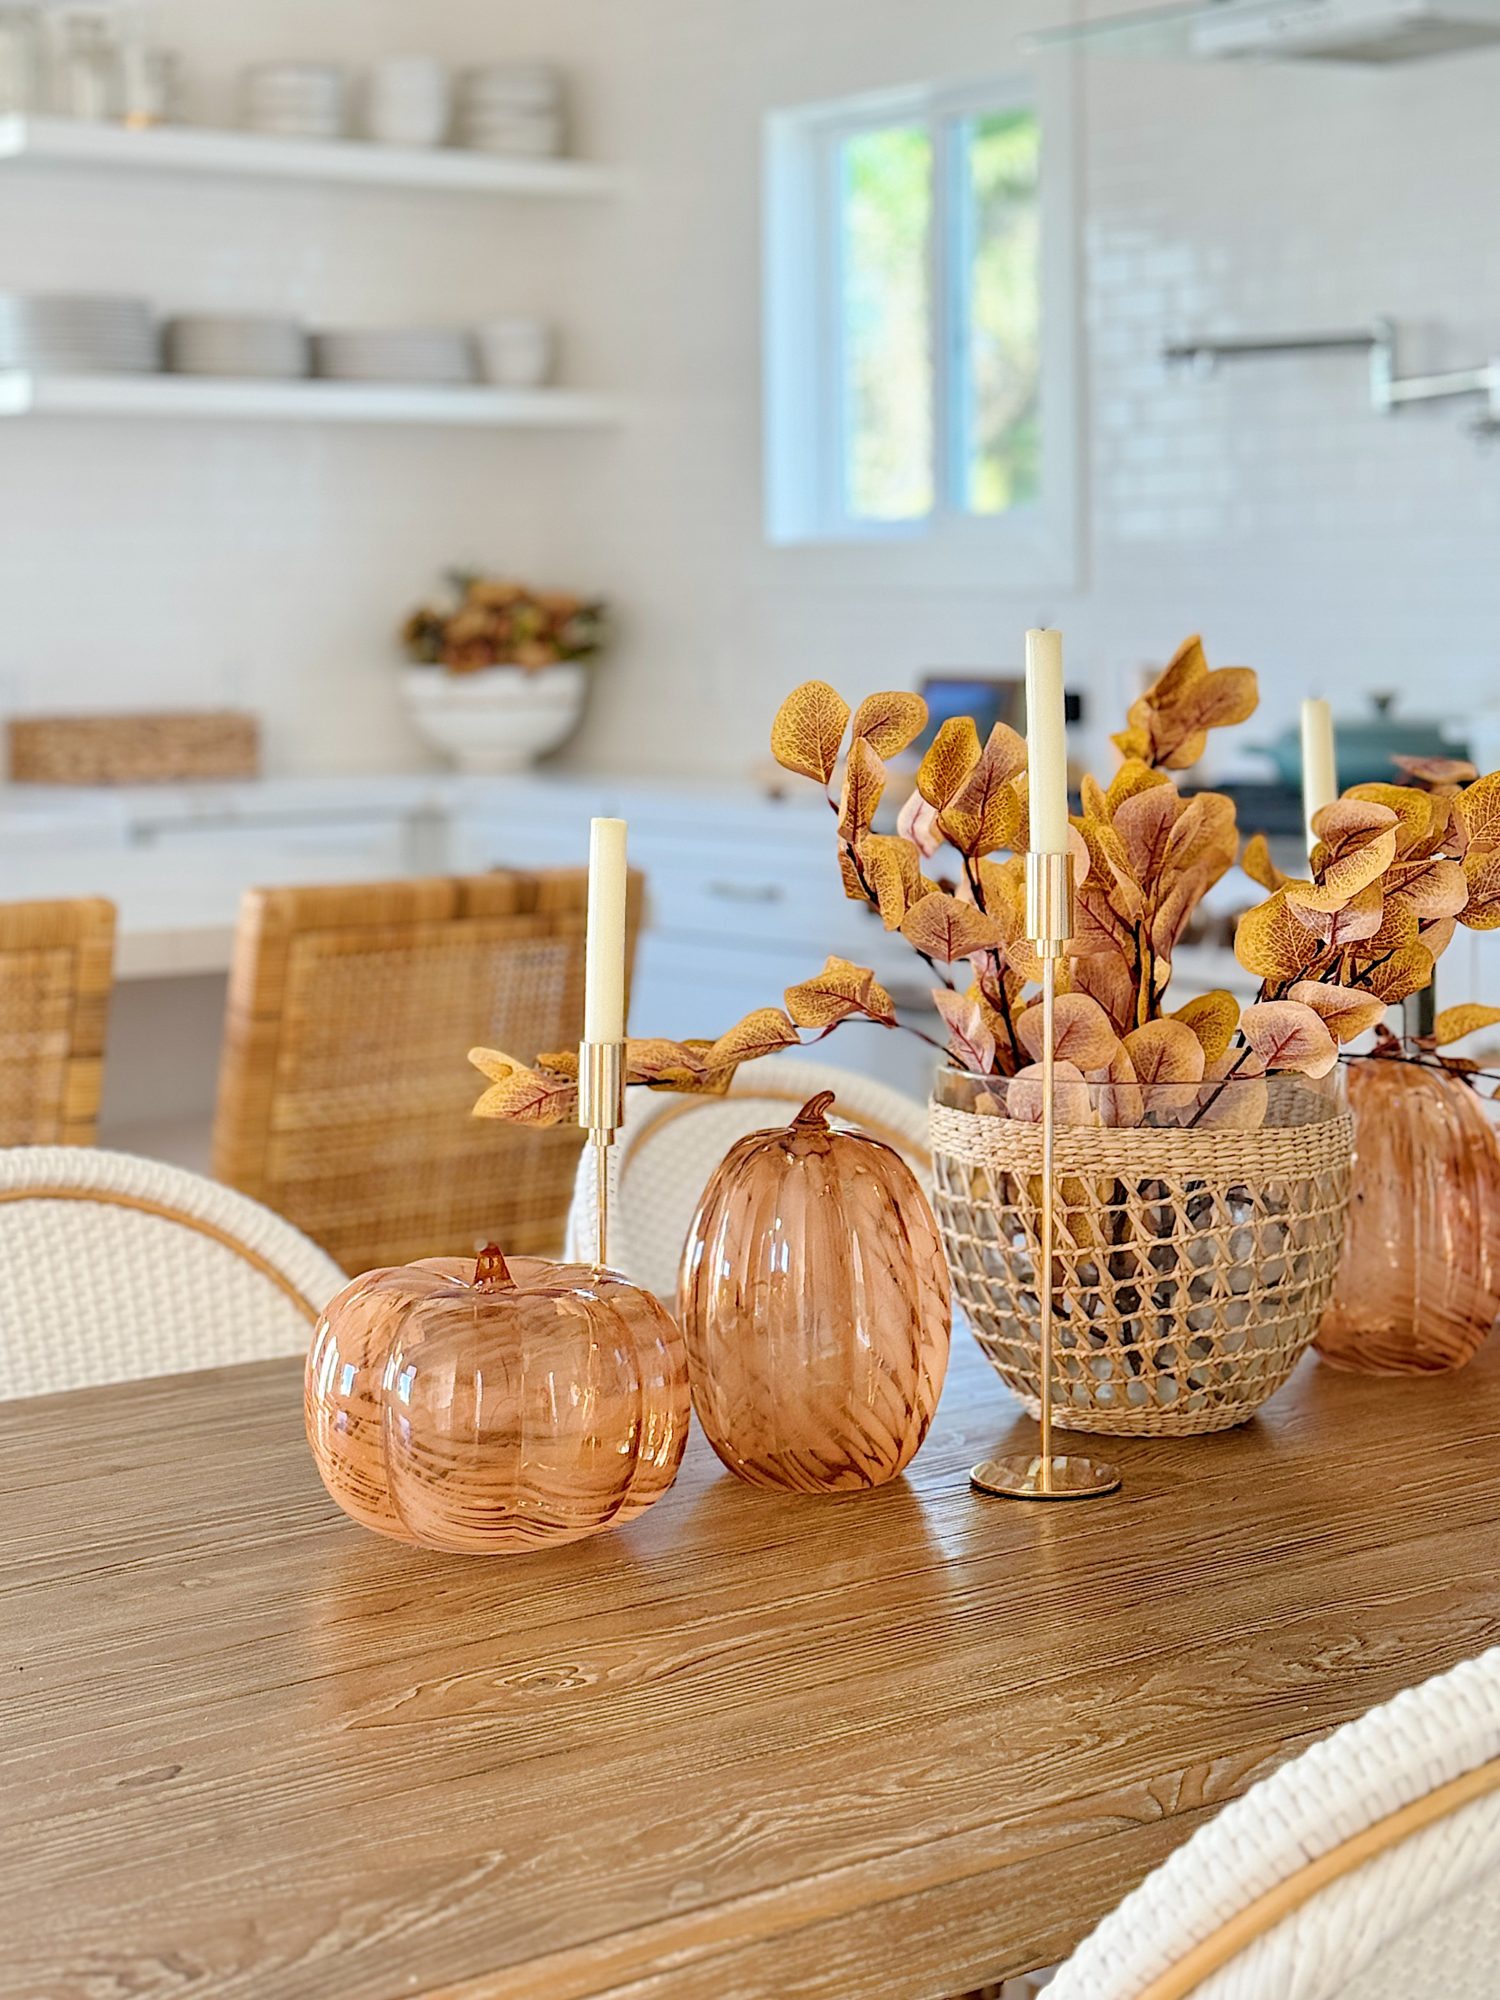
xmin=55 ymin=12 xmax=121 ymax=122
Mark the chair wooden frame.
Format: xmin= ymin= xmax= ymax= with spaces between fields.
xmin=212 ymin=869 xmax=640 ymax=1275
xmin=0 ymin=896 xmax=115 ymax=1145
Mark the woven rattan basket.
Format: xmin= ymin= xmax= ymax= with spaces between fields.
xmin=929 ymin=1074 xmax=1353 ymax=1437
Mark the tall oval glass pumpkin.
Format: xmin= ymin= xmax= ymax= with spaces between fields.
xmin=678 ymin=1093 xmax=951 ymax=1492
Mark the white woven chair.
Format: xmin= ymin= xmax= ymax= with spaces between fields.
xmin=0 ymin=1147 xmax=348 ymax=1399
xmin=1047 ymin=1644 xmax=1500 ymax=2000
xmin=563 ymin=1054 xmax=931 ymax=1299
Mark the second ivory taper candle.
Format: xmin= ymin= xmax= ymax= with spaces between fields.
xmin=584 ymin=817 xmax=628 ymax=1043
xmin=1025 ymin=628 xmax=1070 ymax=854
xmin=1300 ymin=698 xmax=1337 ymax=860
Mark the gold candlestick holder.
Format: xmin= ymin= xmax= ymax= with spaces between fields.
xmin=578 ymin=1039 xmax=626 ymax=1268
xmin=970 ymin=850 xmax=1121 ymax=1502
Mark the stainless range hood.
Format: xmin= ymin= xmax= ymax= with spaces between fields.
xmin=1030 ymin=0 xmax=1500 ymax=61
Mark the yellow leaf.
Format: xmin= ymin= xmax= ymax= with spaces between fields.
xmin=917 ymin=716 xmax=981 ymax=809
xmin=784 ymin=956 xmax=897 ymax=1029
xmin=468 ymin=1048 xmax=578 ymax=1126
xmin=1461 ymin=850 xmax=1500 ymax=930
xmin=1238 ymin=999 xmax=1338 ymax=1079
xmin=1105 ymin=758 xmax=1173 ymax=815
xmin=1434 ymin=1003 xmax=1500 ymax=1046
xmin=936 ymin=724 xmax=1026 ymax=856
xmin=1150 ymin=634 xmax=1210 ymax=708
xmin=850 ymin=689 xmax=927 ymax=759
xmin=1457 ymin=770 xmax=1500 ymax=858
xmin=1171 ymin=989 xmax=1240 ymax=1063
xmin=1241 ymin=832 xmax=1286 ymax=894
xmin=1382 ymin=856 xmax=1468 ymax=921
xmin=1299 ymin=825 xmax=1398 ymax=907
xmin=1284 ymin=880 xmax=1385 ymax=947
xmin=857 ymin=833 xmax=925 ymax=930
xmin=1361 ymin=942 xmax=1435 ymax=1005
xmin=899 ymin=890 xmax=1004 ymax=963
xmin=837 ymin=736 xmax=886 ymax=844
xmin=1343 ymin=783 xmax=1436 ymax=855
xmin=770 ymin=680 xmax=850 ymax=784
xmin=1286 ymin=981 xmax=1388 ymax=1044
xmin=533 ymin=1047 xmax=581 ymax=1078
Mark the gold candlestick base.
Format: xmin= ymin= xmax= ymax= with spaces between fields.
xmin=578 ymin=1039 xmax=626 ymax=1269
xmin=970 ymin=850 xmax=1120 ymax=1504
xmin=970 ymin=1453 xmax=1121 ymax=1500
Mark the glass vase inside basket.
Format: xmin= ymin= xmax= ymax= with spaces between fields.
xmin=928 ymin=1066 xmax=1353 ymax=1436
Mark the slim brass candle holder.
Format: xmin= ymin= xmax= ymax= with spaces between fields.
xmin=970 ymin=850 xmax=1122 ymax=1502
xmin=578 ymin=1038 xmax=626 ymax=1268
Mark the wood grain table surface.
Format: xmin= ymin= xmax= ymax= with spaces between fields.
xmin=4 ymin=1331 xmax=1499 ymax=2000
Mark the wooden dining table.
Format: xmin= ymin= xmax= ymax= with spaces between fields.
xmin=4 ymin=1328 xmax=1499 ymax=2000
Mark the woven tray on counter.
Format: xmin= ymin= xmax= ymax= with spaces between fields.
xmin=7 ymin=711 xmax=261 ymax=785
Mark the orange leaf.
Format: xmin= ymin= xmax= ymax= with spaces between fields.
xmin=1239 ymin=999 xmax=1338 ymax=1078
xmin=857 ymin=832 xmax=926 ymax=930
xmin=1235 ymin=890 xmax=1322 ymax=982
xmin=1006 ymin=1059 xmax=1093 ymax=1127
xmin=1360 ymin=941 xmax=1436 ymax=1005
xmin=1285 ymin=981 xmax=1387 ymax=1045
xmin=1113 ymin=784 xmax=1182 ymax=891
xmin=917 ymin=716 xmax=981 ymax=809
xmin=770 ymin=681 xmax=850 ymax=784
xmin=1171 ymin=989 xmax=1240 ymax=1063
xmin=1285 ymin=880 xmax=1385 ymax=947
xmin=708 ymin=1008 xmax=801 ymax=1070
xmin=1015 ymin=991 xmax=1121 ymax=1070
xmin=1105 ymin=758 xmax=1173 ymax=816
xmin=1382 ymin=856 xmax=1468 ymax=922
xmin=784 ymin=956 xmax=897 ymax=1029
xmin=469 ymin=1048 xmax=578 ymax=1126
xmin=1343 ymin=783 xmax=1436 ymax=855
xmin=850 ymin=689 xmax=927 ymax=759
xmin=1121 ymin=1018 xmax=1206 ymax=1109
xmin=534 ymin=1047 xmax=581 ymax=1079
xmin=900 ymin=890 xmax=1004 ymax=963
xmin=1434 ymin=1003 xmax=1500 ymax=1047
xmin=837 ymin=737 xmax=886 ymax=844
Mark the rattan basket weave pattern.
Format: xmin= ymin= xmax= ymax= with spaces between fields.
xmin=929 ymin=1080 xmax=1353 ymax=1437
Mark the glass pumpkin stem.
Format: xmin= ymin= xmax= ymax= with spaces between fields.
xmin=473 ymin=1243 xmax=514 ymax=1290
xmin=792 ymin=1091 xmax=837 ymax=1129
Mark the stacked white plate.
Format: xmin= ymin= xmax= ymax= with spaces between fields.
xmin=0 ymin=293 xmax=157 ymax=374
xmin=455 ymin=62 xmax=563 ymax=156
xmin=241 ymin=63 xmax=348 ymax=140
xmin=362 ymin=56 xmax=451 ymax=148
xmin=311 ymin=327 xmax=477 ymax=386
xmin=163 ymin=314 xmax=310 ymax=380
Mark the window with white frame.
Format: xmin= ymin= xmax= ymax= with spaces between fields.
xmin=764 ymin=76 xmax=1076 ymax=576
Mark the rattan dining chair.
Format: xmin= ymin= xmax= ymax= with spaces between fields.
xmin=213 ymin=869 xmax=638 ymax=1276
xmin=0 ymin=896 xmax=114 ymax=1146
xmin=0 ymin=1146 xmax=347 ymax=1398
xmin=1047 ymin=1644 xmax=1500 ymax=1999
xmin=563 ymin=1054 xmax=931 ymax=1298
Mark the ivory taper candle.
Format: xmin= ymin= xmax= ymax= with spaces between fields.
xmin=1300 ymin=698 xmax=1337 ymax=860
xmin=1025 ymin=628 xmax=1070 ymax=854
xmin=584 ymin=817 xmax=628 ymax=1043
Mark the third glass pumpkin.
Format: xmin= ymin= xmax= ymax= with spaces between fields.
xmin=678 ymin=1092 xmax=951 ymax=1493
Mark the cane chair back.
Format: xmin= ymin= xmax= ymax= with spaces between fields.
xmin=0 ymin=897 xmax=114 ymax=1146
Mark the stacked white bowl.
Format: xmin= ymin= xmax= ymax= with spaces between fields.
xmin=455 ymin=62 xmax=563 ymax=156
xmin=0 ymin=293 xmax=157 ymax=374
xmin=163 ymin=314 xmax=310 ymax=380
xmin=241 ymin=63 xmax=348 ymax=140
xmin=362 ymin=56 xmax=451 ymax=147
xmin=311 ymin=327 xmax=477 ymax=386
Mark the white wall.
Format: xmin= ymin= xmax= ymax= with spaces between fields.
xmin=2 ymin=0 xmax=1496 ymax=778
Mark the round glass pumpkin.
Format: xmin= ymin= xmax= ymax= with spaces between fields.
xmin=678 ymin=1092 xmax=951 ymax=1493
xmin=1316 ymin=1059 xmax=1500 ymax=1375
xmin=305 ymin=1246 xmax=691 ymax=1552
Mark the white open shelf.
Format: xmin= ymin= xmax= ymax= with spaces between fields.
xmin=0 ymin=371 xmax=620 ymax=427
xmin=0 ymin=113 xmax=619 ymax=198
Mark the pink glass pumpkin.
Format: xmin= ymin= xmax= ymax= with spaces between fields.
xmin=306 ymin=1245 xmax=690 ymax=1552
xmin=678 ymin=1093 xmax=951 ymax=1493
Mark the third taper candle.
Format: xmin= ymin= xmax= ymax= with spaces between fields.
xmin=1300 ymin=698 xmax=1337 ymax=860
xmin=1025 ymin=628 xmax=1070 ymax=853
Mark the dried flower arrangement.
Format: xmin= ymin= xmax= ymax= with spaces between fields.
xmin=1235 ymin=758 xmax=1500 ymax=1093
xmin=402 ymin=571 xmax=606 ymax=676
xmin=469 ymin=636 xmax=1500 ymax=1133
